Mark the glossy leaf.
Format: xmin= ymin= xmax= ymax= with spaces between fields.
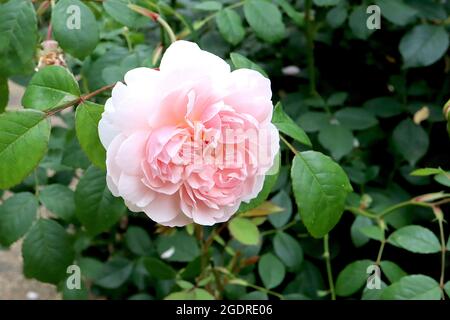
xmin=216 ymin=9 xmax=245 ymax=46
xmin=22 ymin=66 xmax=80 ymax=111
xmin=291 ymin=151 xmax=352 ymax=238
xmin=0 ymin=110 xmax=51 ymax=189
xmin=381 ymin=275 xmax=441 ymax=300
xmin=0 ymin=192 xmax=37 ymax=246
xmin=75 ymin=166 xmax=126 ymax=235
xmin=244 ymin=0 xmax=286 ymax=44
xmin=22 ymin=219 xmax=75 ymax=284
xmin=52 ymin=0 xmax=99 ymax=59
xmin=388 ymin=225 xmax=440 ymax=254
xmin=75 ymin=101 xmax=106 ymax=169
xmin=273 ymin=103 xmax=311 ymax=147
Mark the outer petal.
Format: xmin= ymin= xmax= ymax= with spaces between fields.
xmin=142 ymin=194 xmax=180 ymax=223
xmin=159 ymin=40 xmax=230 ymax=82
xmin=115 ymin=131 xmax=149 ymax=175
xmin=107 ymin=82 xmax=154 ymax=135
xmin=124 ymin=67 xmax=160 ymax=90
xmin=162 ymin=212 xmax=193 ymax=227
xmin=117 ymin=173 xmax=155 ymax=207
xmin=98 ymin=98 xmax=120 ymax=149
xmin=225 ymin=69 xmax=273 ymax=124
xmin=106 ymin=134 xmax=126 ymax=195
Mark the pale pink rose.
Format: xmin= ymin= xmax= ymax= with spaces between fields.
xmin=98 ymin=40 xmax=279 ymax=226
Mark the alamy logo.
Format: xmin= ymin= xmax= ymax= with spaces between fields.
xmin=366 ymin=5 xmax=381 ymax=30
xmin=66 ymin=265 xmax=81 ymax=290
xmin=66 ymin=5 xmax=81 ymax=30
xmin=366 ymin=264 xmax=381 ymax=290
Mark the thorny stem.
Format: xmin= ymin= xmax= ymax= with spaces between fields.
xmin=379 ymin=199 xmax=446 ymax=218
xmin=433 ymin=206 xmax=446 ymax=300
xmin=375 ymin=240 xmax=386 ymax=265
xmin=214 ymin=268 xmax=284 ymax=299
xmin=304 ymin=0 xmax=317 ymax=96
xmin=204 ymin=222 xmax=228 ymax=249
xmin=323 ymin=234 xmax=336 ymax=300
xmin=128 ymin=4 xmax=177 ymax=43
xmin=46 ymin=23 xmax=52 ymax=41
xmin=210 ymin=262 xmax=223 ymax=299
xmin=345 ymin=206 xmax=378 ymax=219
xmin=280 ymin=135 xmax=298 ymax=155
xmin=45 ymin=83 xmax=115 ymax=117
xmin=261 ymin=220 xmax=297 ymax=236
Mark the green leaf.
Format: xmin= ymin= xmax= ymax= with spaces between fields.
xmin=244 ymin=0 xmax=286 ymax=44
xmin=297 ymin=112 xmax=330 ymax=133
xmin=128 ymin=293 xmax=153 ymax=300
xmin=410 ymin=168 xmax=444 ymax=176
xmin=274 ymin=0 xmax=304 ymax=26
xmin=143 ymin=257 xmax=176 ymax=280
xmin=75 ymin=166 xmax=126 ymax=235
xmin=375 ymin=0 xmax=417 ymax=26
xmin=363 ymin=97 xmax=404 ymax=118
xmin=388 ymin=225 xmax=440 ymax=254
xmin=39 ymin=184 xmax=75 ymax=222
xmin=0 ymin=192 xmax=37 ymax=246
xmin=156 ymin=230 xmax=200 ymax=262
xmin=327 ymin=92 xmax=348 ymax=107
xmin=194 ymin=1 xmax=222 ymax=11
xmin=94 ymin=257 xmax=133 ymax=289
xmin=0 ymin=77 xmax=8 ymax=113
xmin=406 ymin=0 xmax=447 ymax=20
xmin=0 ymin=110 xmax=51 ymax=189
xmin=381 ymin=275 xmax=441 ymax=300
xmin=361 ymin=281 xmax=387 ymax=300
xmin=349 ymin=6 xmax=375 ymax=40
xmin=273 ymin=232 xmax=303 ymax=271
xmin=216 ymin=9 xmax=245 ymax=46
xmin=380 ymin=261 xmax=407 ymax=284
xmin=22 ymin=219 xmax=75 ymax=284
xmin=241 ymin=291 xmax=268 ymax=300
xmin=62 ymin=279 xmax=88 ymax=300
xmin=326 ymin=5 xmax=347 ymax=28
xmin=52 ymin=0 xmax=99 ymax=59
xmin=77 ymin=257 xmax=104 ymax=281
xmin=444 ymin=281 xmax=450 ymax=298
xmin=318 ymin=124 xmax=354 ymax=161
xmin=0 ymin=0 xmax=37 ymax=76
xmin=435 ymin=173 xmax=450 ymax=187
xmin=103 ymin=0 xmax=147 ymax=28
xmin=258 ymin=253 xmax=285 ymax=289
xmin=75 ymin=101 xmax=106 ymax=169
xmin=336 ymin=260 xmax=373 ymax=297
xmin=22 ymin=66 xmax=80 ymax=111
xmin=314 ymin=0 xmax=340 ymax=6
xmin=229 ymin=217 xmax=260 ymax=246
xmin=273 ymin=103 xmax=311 ymax=147
xmin=268 ymin=190 xmax=292 ymax=228
xmin=165 ymin=288 xmax=215 ymax=300
xmin=291 ymin=151 xmax=352 ymax=238
xmin=230 ymin=52 xmax=268 ymax=77
xmin=335 ymin=107 xmax=378 ymax=130
xmin=359 ymin=226 xmax=384 ymax=242
xmin=125 ymin=226 xmax=153 ymax=256
xmin=61 ymin=129 xmax=90 ymax=169
xmin=393 ymin=119 xmax=429 ymax=166
xmin=399 ymin=25 xmax=449 ymax=68
xmin=350 ymin=216 xmax=373 ymax=248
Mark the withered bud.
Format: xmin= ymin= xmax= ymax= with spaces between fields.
xmin=36 ymin=40 xmax=67 ymax=71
